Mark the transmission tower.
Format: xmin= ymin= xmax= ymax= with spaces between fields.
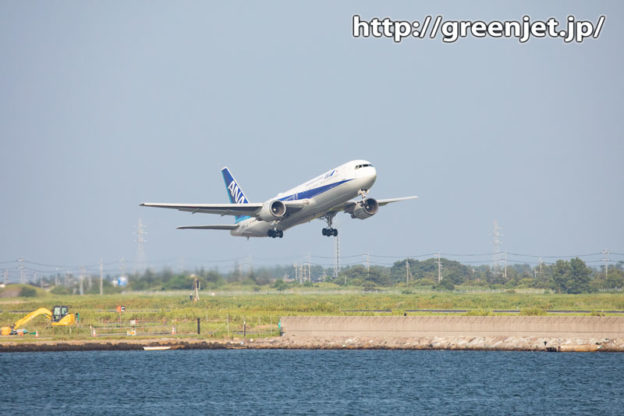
xmin=135 ymin=218 xmax=147 ymax=273
xmin=18 ymin=258 xmax=24 ymax=284
xmin=120 ymin=257 xmax=126 ymax=277
xmin=492 ymin=220 xmax=504 ymax=274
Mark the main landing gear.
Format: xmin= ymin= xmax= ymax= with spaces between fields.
xmin=321 ymin=214 xmax=338 ymax=237
xmin=268 ymin=229 xmax=283 ymax=238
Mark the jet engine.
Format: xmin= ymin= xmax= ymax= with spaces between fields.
xmin=257 ymin=200 xmax=286 ymax=221
xmin=351 ymin=198 xmax=379 ymax=219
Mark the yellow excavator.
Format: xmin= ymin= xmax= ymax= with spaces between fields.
xmin=1 ymin=305 xmax=76 ymax=336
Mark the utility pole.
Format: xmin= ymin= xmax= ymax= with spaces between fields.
xmin=306 ymin=254 xmax=311 ymax=283
xmin=193 ymin=277 xmax=200 ymax=302
xmin=335 ymin=233 xmax=341 ymax=282
xmin=504 ymin=251 xmax=508 ymax=280
xmin=437 ymin=253 xmax=442 ymax=283
xmin=79 ymin=267 xmax=85 ymax=295
xmin=294 ymin=263 xmax=299 ymax=284
xmin=405 ymin=259 xmax=410 ymax=284
xmin=602 ymin=249 xmax=610 ymax=279
xmin=99 ymin=259 xmax=104 ymax=295
xmin=3 ymin=269 xmax=7 ymax=285
xmin=366 ymin=253 xmax=370 ymax=280
xmin=492 ymin=220 xmax=503 ymax=275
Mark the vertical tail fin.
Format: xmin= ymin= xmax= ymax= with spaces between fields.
xmin=221 ymin=167 xmax=251 ymax=224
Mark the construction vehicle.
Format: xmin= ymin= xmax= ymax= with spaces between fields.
xmin=1 ymin=305 xmax=76 ymax=335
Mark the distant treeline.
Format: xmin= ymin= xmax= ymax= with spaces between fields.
xmin=38 ymin=257 xmax=624 ymax=295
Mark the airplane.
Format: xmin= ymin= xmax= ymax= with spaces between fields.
xmin=140 ymin=160 xmax=417 ymax=239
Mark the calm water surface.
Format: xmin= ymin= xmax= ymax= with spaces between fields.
xmin=0 ymin=349 xmax=622 ymax=415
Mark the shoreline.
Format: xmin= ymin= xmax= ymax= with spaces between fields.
xmin=2 ymin=335 xmax=623 ymax=352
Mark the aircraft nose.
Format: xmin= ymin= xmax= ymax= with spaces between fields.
xmin=366 ymin=166 xmax=377 ymax=187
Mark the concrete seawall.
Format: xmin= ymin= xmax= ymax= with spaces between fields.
xmin=280 ymin=316 xmax=624 ymax=338
xmin=279 ymin=316 xmax=624 ymax=351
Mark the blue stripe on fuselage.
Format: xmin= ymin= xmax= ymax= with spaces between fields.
xmin=279 ymin=179 xmax=352 ymax=202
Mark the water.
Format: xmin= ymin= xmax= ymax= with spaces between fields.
xmin=0 ymin=350 xmax=622 ymax=415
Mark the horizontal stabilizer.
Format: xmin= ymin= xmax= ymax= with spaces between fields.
xmin=177 ymin=225 xmax=239 ymax=230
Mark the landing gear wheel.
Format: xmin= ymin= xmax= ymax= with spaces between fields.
xmin=268 ymin=229 xmax=283 ymax=238
xmin=321 ymin=214 xmax=338 ymax=237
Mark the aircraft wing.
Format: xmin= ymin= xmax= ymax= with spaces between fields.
xmin=376 ymin=196 xmax=419 ymax=206
xmin=140 ymin=199 xmax=311 ymax=217
xmin=140 ymin=202 xmax=263 ymax=216
xmin=328 ymin=195 xmax=418 ymax=214
xmin=177 ymin=225 xmax=239 ymax=230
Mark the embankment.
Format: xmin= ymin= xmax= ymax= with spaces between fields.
xmin=2 ymin=316 xmax=623 ymax=352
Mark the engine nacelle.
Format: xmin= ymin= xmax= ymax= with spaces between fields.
xmin=257 ymin=200 xmax=286 ymax=221
xmin=351 ymin=198 xmax=379 ymax=220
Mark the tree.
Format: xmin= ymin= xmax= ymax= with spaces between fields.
xmin=567 ymin=258 xmax=592 ymax=293
xmin=551 ymin=258 xmax=592 ymax=294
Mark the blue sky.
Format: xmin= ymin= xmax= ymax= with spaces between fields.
xmin=1 ymin=2 xmax=622 ymax=276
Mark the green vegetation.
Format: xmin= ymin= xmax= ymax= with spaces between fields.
xmin=15 ymin=257 xmax=624 ymax=296
xmin=0 ymin=290 xmax=622 ymax=341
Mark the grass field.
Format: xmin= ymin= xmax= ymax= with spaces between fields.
xmin=1 ymin=287 xmax=623 ymax=341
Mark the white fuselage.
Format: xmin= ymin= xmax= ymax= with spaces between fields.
xmin=231 ymin=160 xmax=377 ymax=237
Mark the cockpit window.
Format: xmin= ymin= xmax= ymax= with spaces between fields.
xmin=355 ymin=163 xmax=373 ymax=169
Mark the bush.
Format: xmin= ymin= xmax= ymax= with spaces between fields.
xmin=436 ymin=279 xmax=455 ymax=291
xmin=465 ymin=309 xmax=491 ymax=316
xmin=19 ymin=286 xmax=37 ymax=297
xmin=273 ymin=279 xmax=288 ymax=291
xmin=50 ymin=286 xmax=72 ymax=295
xmin=520 ymin=307 xmax=546 ymax=316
